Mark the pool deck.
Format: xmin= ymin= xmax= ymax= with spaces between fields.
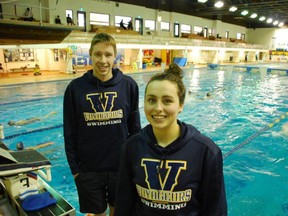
xmin=0 ymin=65 xmax=162 ymax=86
xmin=0 ymin=61 xmax=283 ymax=86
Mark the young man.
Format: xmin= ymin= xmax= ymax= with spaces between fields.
xmin=63 ymin=33 xmax=141 ymax=216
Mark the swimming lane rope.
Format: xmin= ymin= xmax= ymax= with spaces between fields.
xmin=0 ymin=96 xmax=62 ymax=106
xmin=223 ymin=111 xmax=288 ymax=160
xmin=3 ymin=124 xmax=63 ymax=140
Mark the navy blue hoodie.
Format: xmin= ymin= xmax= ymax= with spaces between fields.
xmin=115 ymin=120 xmax=227 ymax=216
xmin=63 ymin=69 xmax=141 ymax=174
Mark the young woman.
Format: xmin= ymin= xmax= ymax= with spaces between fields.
xmin=115 ymin=63 xmax=227 ymax=216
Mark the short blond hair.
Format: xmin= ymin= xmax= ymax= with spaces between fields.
xmin=89 ymin=33 xmax=117 ymax=56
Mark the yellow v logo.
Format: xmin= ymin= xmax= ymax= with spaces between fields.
xmin=141 ymin=159 xmax=186 ymax=190
xmin=86 ymin=92 xmax=117 ymax=112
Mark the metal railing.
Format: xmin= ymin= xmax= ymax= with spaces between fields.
xmin=63 ymin=31 xmax=269 ymax=50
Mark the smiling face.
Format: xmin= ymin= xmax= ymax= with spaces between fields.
xmin=144 ymin=80 xmax=183 ymax=133
xmin=90 ymin=42 xmax=115 ymax=82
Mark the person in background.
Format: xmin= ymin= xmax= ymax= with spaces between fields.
xmin=55 ymin=15 xmax=62 ymax=24
xmin=8 ymin=117 xmax=40 ymax=126
xmin=63 ymin=33 xmax=141 ymax=216
xmin=0 ymin=63 xmax=4 ymax=72
xmin=66 ymin=14 xmax=75 ymax=25
xmin=119 ymin=19 xmax=126 ymax=30
xmin=8 ymin=111 xmax=57 ymax=126
xmin=33 ymin=64 xmax=41 ymax=76
xmin=114 ymin=63 xmax=227 ymax=216
xmin=206 ymin=92 xmax=212 ymax=97
xmin=16 ymin=141 xmax=54 ymax=151
xmin=127 ymin=20 xmax=133 ymax=30
xmin=23 ymin=7 xmax=33 ymax=21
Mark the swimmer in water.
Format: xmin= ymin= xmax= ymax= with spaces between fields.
xmin=8 ymin=111 xmax=57 ymax=126
xmin=186 ymin=91 xmax=212 ymax=103
xmin=8 ymin=117 xmax=40 ymax=126
xmin=16 ymin=141 xmax=54 ymax=151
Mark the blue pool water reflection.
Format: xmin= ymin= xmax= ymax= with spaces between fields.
xmin=0 ymin=65 xmax=288 ymax=215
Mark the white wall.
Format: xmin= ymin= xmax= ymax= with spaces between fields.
xmin=213 ymin=20 xmax=247 ymax=40
xmin=247 ymin=28 xmax=276 ymax=48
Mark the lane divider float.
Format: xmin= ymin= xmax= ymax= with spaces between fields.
xmin=223 ymin=111 xmax=288 ymax=159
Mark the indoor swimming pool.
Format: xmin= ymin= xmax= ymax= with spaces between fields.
xmin=0 ymin=64 xmax=288 ymax=215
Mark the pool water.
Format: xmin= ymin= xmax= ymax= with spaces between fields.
xmin=0 ymin=65 xmax=288 ymax=216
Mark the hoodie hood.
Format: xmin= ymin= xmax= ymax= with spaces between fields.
xmin=83 ymin=68 xmax=123 ymax=87
xmin=141 ymin=120 xmax=200 ymax=155
xmin=140 ymin=120 xmax=201 ymax=187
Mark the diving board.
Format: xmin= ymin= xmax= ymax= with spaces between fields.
xmin=0 ymin=147 xmax=51 ymax=181
xmin=0 ymin=141 xmax=76 ymax=215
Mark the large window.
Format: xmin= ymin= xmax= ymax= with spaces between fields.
xmin=145 ymin=20 xmax=156 ymax=30
xmin=181 ymin=24 xmax=191 ymax=34
xmin=115 ymin=16 xmax=131 ymax=28
xmin=236 ymin=33 xmax=241 ymax=39
xmin=193 ymin=26 xmax=202 ymax=34
xmin=90 ymin=13 xmax=109 ymax=26
xmin=160 ymin=21 xmax=170 ymax=31
xmin=208 ymin=28 xmax=212 ymax=36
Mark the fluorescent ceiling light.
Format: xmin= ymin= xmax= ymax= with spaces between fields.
xmin=214 ymin=1 xmax=224 ymax=8
xmin=229 ymin=6 xmax=237 ymax=12
xmin=273 ymin=20 xmax=279 ymax=25
xmin=266 ymin=18 xmax=273 ymax=23
xmin=241 ymin=10 xmax=248 ymax=16
xmin=198 ymin=0 xmax=208 ymax=3
xmin=250 ymin=13 xmax=257 ymax=18
xmin=278 ymin=22 xmax=284 ymax=27
xmin=259 ymin=16 xmax=265 ymax=21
